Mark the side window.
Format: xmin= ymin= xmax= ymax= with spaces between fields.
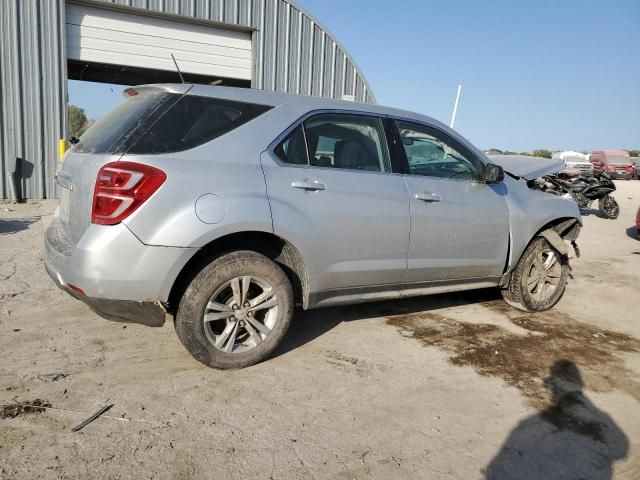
xmin=274 ymin=125 xmax=308 ymax=165
xmin=395 ymin=120 xmax=482 ymax=181
xmin=303 ymin=114 xmax=390 ymax=172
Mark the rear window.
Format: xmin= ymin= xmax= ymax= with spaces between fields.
xmin=74 ymin=93 xmax=271 ymax=155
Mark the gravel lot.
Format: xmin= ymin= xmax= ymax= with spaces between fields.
xmin=1 ymin=181 xmax=639 ymax=479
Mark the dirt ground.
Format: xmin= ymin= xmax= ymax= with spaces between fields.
xmin=1 ymin=181 xmax=639 ymax=479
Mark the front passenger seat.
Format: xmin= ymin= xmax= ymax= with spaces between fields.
xmin=335 ymin=140 xmax=366 ymax=170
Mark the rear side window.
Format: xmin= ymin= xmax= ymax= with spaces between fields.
xmin=304 ymin=114 xmax=390 ymax=172
xmin=273 ymin=113 xmax=390 ymax=172
xmin=74 ymin=93 xmax=271 ymax=155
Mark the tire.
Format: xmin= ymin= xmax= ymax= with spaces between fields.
xmin=598 ymin=195 xmax=619 ymax=219
xmin=175 ymin=250 xmax=294 ymax=369
xmin=501 ymin=237 xmax=568 ymax=313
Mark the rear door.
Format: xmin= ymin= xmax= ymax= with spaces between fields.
xmin=261 ymin=112 xmax=410 ymax=293
xmin=392 ymin=119 xmax=509 ymax=283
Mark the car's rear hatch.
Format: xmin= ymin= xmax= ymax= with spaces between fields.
xmin=57 ymin=151 xmax=122 ymax=245
xmin=55 ymin=84 xmax=192 ymax=247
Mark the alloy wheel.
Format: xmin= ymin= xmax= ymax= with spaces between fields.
xmin=203 ymin=276 xmax=279 ymax=353
xmin=526 ymin=250 xmax=562 ymax=302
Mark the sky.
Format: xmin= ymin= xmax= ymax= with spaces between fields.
xmin=68 ymin=0 xmax=639 ymax=152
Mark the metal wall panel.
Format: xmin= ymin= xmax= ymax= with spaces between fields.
xmin=0 ymin=0 xmax=66 ymax=199
xmin=0 ymin=0 xmax=374 ymax=198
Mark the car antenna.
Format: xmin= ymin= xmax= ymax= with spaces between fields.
xmin=170 ymin=53 xmax=185 ymax=83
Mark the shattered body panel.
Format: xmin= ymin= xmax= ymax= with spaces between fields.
xmin=500 ymin=174 xmax=581 ymax=282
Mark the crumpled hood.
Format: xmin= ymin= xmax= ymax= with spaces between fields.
xmin=487 ymin=155 xmax=564 ymax=180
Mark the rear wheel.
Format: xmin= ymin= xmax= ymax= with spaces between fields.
xmin=175 ymin=251 xmax=294 ymax=369
xmin=598 ymin=195 xmax=619 ymax=219
xmin=502 ymin=237 xmax=568 ymax=312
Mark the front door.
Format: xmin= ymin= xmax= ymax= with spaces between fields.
xmin=392 ymin=119 xmax=509 ymax=283
xmin=261 ymin=113 xmax=410 ymax=293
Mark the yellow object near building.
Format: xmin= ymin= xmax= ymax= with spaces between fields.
xmin=59 ymin=139 xmax=67 ymax=160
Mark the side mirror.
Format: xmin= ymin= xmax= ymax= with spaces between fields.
xmin=68 ymin=136 xmax=80 ymax=145
xmin=484 ymin=163 xmax=504 ymax=184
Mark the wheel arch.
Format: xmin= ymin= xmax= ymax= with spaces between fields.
xmin=167 ymin=231 xmax=310 ymax=315
xmin=501 ymin=216 xmax=581 ymax=286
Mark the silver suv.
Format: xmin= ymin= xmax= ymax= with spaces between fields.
xmin=45 ymin=84 xmax=581 ymax=369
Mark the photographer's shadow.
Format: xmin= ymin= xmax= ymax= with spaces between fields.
xmin=485 ymin=360 xmax=628 ymax=480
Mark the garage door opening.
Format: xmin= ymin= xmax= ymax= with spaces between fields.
xmin=66 ymin=3 xmax=253 ymax=87
xmin=68 ymin=59 xmax=251 ymax=88
xmin=65 ymin=2 xmax=254 ymax=140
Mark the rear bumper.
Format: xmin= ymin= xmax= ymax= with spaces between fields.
xmin=44 ymin=216 xmax=197 ymax=325
xmin=46 ymin=265 xmax=167 ymax=326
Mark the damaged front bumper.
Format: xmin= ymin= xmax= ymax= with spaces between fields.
xmin=548 ymin=217 xmax=581 ymax=258
xmin=499 ymin=218 xmax=581 ymax=287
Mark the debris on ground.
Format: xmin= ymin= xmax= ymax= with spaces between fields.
xmin=0 ymin=399 xmax=52 ymax=419
xmin=38 ymin=373 xmax=69 ymax=382
xmin=71 ymin=404 xmax=115 ymax=432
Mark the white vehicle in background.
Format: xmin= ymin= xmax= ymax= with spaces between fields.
xmin=552 ymin=151 xmax=593 ymax=177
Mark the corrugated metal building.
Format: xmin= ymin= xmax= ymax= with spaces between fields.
xmin=0 ymin=0 xmax=375 ymax=199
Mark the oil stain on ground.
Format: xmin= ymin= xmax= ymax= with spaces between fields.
xmin=387 ymin=302 xmax=640 ymax=407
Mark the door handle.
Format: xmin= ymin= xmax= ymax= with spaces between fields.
xmin=415 ymin=192 xmax=441 ymax=203
xmin=291 ymin=180 xmax=327 ymax=191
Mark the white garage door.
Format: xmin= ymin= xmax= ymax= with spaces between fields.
xmin=66 ymin=4 xmax=252 ymax=81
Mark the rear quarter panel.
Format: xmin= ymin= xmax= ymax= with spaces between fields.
xmin=122 ymin=116 xmax=275 ymax=247
xmin=503 ymin=175 xmax=581 ymax=273
xmin=122 ymin=102 xmax=316 ymax=248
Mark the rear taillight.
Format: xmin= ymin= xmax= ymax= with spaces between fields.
xmin=92 ymin=161 xmax=166 ymax=225
xmin=67 ymin=283 xmax=86 ymax=296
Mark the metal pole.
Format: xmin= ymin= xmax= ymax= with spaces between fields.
xmin=450 ymin=84 xmax=462 ymax=129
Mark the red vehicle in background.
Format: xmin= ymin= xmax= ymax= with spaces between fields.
xmin=590 ymin=150 xmax=635 ymax=179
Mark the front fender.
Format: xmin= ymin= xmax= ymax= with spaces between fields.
xmin=503 ymin=175 xmax=581 ymax=275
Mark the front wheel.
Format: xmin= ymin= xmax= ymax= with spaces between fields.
xmin=598 ymin=195 xmax=619 ymax=219
xmin=501 ymin=237 xmax=568 ymax=312
xmin=175 ymin=251 xmax=294 ymax=369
